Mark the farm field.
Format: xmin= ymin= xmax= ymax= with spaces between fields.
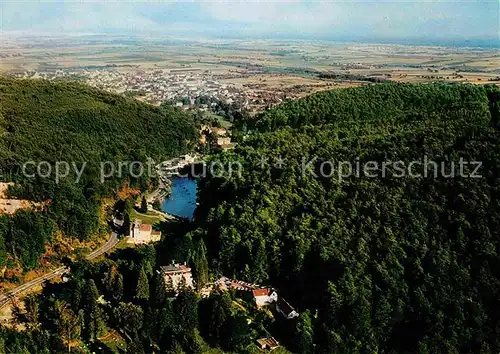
xmin=1 ymin=36 xmax=499 ymax=88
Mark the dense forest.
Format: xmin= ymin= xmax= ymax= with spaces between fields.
xmin=0 ymin=226 xmax=279 ymax=354
xmin=0 ymin=78 xmax=198 ymax=271
xmin=1 ymin=82 xmax=500 ymax=353
xmin=193 ymin=83 xmax=500 ymax=352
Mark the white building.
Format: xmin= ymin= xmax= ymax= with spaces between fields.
xmin=252 ymin=289 xmax=278 ymax=307
xmin=161 ymin=262 xmax=194 ymax=292
xmin=129 ymin=219 xmax=161 ymax=244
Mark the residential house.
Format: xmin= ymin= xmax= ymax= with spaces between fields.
xmin=213 ymin=127 xmax=227 ymax=136
xmin=216 ymin=136 xmax=232 ymax=148
xmin=256 ymin=337 xmax=280 ymax=351
xmin=161 ymin=261 xmax=194 ymax=292
xmin=113 ymin=213 xmax=124 ymax=228
xmin=129 ymin=219 xmax=161 ymax=244
xmin=199 ymin=125 xmax=233 ymax=148
xmin=276 ymin=297 xmax=299 ymax=319
xmin=252 ymin=288 xmax=278 ymax=307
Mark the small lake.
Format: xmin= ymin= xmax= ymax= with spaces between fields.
xmin=161 ymin=176 xmax=198 ymax=219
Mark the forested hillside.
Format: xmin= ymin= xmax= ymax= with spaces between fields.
xmin=2 ymin=82 xmax=500 ymax=354
xmin=254 ymin=83 xmax=496 ymax=131
xmin=194 ymin=83 xmax=500 ymax=353
xmin=0 ymin=78 xmax=197 ymax=270
xmin=0 ymin=244 xmax=260 ymax=354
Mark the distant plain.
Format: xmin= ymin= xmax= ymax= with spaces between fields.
xmin=1 ymin=37 xmax=498 ymax=98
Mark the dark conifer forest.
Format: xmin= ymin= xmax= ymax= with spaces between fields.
xmin=194 ymin=83 xmax=500 ymax=353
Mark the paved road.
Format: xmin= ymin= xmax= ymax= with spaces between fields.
xmin=0 ymin=232 xmax=119 ymax=308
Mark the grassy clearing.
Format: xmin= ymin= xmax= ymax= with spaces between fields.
xmin=114 ymin=237 xmax=134 ymax=250
xmin=130 ymin=209 xmax=163 ymax=225
xmin=204 ymin=112 xmax=233 ymax=130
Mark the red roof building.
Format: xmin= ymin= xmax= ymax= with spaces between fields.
xmin=252 ymin=288 xmax=277 ymax=307
xmin=252 ymin=289 xmax=270 ymax=297
xmin=139 ymin=224 xmax=152 ymax=232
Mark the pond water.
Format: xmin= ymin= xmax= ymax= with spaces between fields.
xmin=161 ymin=176 xmax=198 ymax=219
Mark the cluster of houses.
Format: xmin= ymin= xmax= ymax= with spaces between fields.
xmin=160 ymin=266 xmax=299 ymax=321
xmin=252 ymin=288 xmax=299 ymax=320
xmin=158 ymin=265 xmax=297 ymax=351
xmin=210 ymin=277 xmax=299 ymax=319
xmin=199 ymin=125 xmax=233 ymax=149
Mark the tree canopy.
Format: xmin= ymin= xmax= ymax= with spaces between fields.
xmin=2 ymin=82 xmax=500 ymax=353
xmin=193 ymin=83 xmax=500 ymax=352
xmin=0 ymin=78 xmax=198 ymax=272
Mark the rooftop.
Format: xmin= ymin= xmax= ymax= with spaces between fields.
xmin=161 ymin=263 xmax=191 ymax=273
xmin=139 ymin=224 xmax=152 ymax=232
xmin=252 ymin=288 xmax=270 ymax=297
xmin=256 ymin=337 xmax=280 ymax=350
xmin=277 ymin=297 xmax=296 ymax=316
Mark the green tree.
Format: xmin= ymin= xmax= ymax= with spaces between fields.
xmin=225 ymin=312 xmax=251 ymax=352
xmin=295 ymin=310 xmax=314 ymax=354
xmin=250 ymin=239 xmax=268 ymax=283
xmin=152 ymin=270 xmax=167 ymax=308
xmin=82 ymin=279 xmax=105 ymax=341
xmin=123 ymin=212 xmax=131 ymax=236
xmin=0 ymin=230 xmax=7 ymax=268
xmin=55 ymin=300 xmax=81 ymax=353
xmin=191 ymin=238 xmax=209 ymax=289
xmin=113 ymin=273 xmax=124 ymax=302
xmin=174 ymin=290 xmax=198 ymax=333
xmin=125 ymin=198 xmax=136 ymax=216
xmin=127 ymin=339 xmax=146 ymax=354
xmin=199 ymin=291 xmax=232 ymax=345
xmin=113 ymin=302 xmax=143 ymax=339
xmin=152 ymin=199 xmax=162 ymax=211
xmin=140 ymin=196 xmax=148 ymax=213
xmin=167 ymin=343 xmax=185 ymax=354
xmin=135 ymin=266 xmax=150 ymax=301
xmin=23 ymin=295 xmax=40 ymax=330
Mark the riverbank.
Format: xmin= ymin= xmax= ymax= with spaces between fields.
xmin=147 ymin=154 xmax=203 ymax=219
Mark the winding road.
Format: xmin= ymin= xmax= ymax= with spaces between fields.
xmin=0 ymin=232 xmax=119 ymax=309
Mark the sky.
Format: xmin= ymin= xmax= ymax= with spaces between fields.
xmin=1 ymin=0 xmax=499 ymax=45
